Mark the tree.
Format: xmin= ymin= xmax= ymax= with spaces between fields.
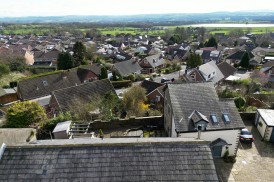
xmin=57 ymin=52 xmax=75 ymax=70
xmin=0 ymin=64 xmax=10 ymax=77
xmin=9 ymin=58 xmax=26 ymax=72
xmin=99 ymin=92 xmax=120 ymax=120
xmin=100 ymin=67 xmax=108 ymax=79
xmin=122 ymin=85 xmax=147 ymax=117
xmin=187 ymin=53 xmax=202 ymax=69
xmin=72 ymin=41 xmax=86 ymax=66
xmin=205 ymin=37 xmax=218 ymax=48
xmin=6 ymin=101 xmax=47 ymax=128
xmin=239 ymin=52 xmax=250 ymax=68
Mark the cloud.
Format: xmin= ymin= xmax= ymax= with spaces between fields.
xmin=0 ymin=0 xmax=273 ymax=17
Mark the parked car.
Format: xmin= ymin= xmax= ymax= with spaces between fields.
xmin=161 ymin=78 xmax=170 ymax=83
xmin=240 ymin=128 xmax=254 ymax=143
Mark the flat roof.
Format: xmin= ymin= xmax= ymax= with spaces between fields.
xmin=257 ymin=109 xmax=274 ymax=126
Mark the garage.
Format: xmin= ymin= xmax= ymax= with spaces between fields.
xmin=255 ymin=109 xmax=274 ymax=142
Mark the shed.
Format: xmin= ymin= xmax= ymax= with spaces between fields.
xmin=52 ymin=121 xmax=72 ymax=139
xmin=255 ymin=109 xmax=274 ymax=142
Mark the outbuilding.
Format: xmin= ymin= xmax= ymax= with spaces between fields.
xmin=255 ymin=109 xmax=274 ymax=142
xmin=52 ymin=120 xmax=72 ymax=139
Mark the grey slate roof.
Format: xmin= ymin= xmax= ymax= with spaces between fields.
xmin=139 ymin=80 xmax=164 ymax=95
xmin=145 ymin=54 xmax=165 ymax=68
xmin=18 ymin=71 xmax=82 ymax=100
xmin=113 ymin=59 xmax=142 ymax=76
xmin=51 ymin=79 xmax=116 ymax=112
xmin=167 ymin=82 xmax=245 ymax=132
xmin=0 ymin=142 xmax=218 ymax=181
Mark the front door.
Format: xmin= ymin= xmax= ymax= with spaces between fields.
xmin=212 ymin=146 xmax=223 ymax=157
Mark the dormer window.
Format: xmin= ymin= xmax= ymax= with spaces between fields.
xmin=222 ymin=113 xmax=230 ymax=123
xmin=42 ymin=81 xmax=48 ymax=86
xmin=208 ymin=74 xmax=211 ymax=78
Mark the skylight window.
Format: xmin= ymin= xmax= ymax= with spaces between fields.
xmin=223 ymin=113 xmax=230 ymax=123
xmin=42 ymin=81 xmax=48 ymax=86
xmin=211 ymin=114 xmax=218 ymax=124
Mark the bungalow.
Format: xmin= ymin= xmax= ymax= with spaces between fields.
xmin=164 ymin=82 xmax=245 ymax=157
xmin=49 ymin=79 xmax=116 ymax=115
xmin=139 ymin=53 xmax=166 ymax=74
xmin=225 ymin=50 xmax=254 ymax=65
xmin=113 ymin=59 xmax=142 ymax=77
xmin=255 ymin=109 xmax=274 ymax=142
xmin=17 ymin=68 xmax=98 ymax=101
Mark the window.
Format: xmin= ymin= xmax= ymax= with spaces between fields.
xmin=208 ymin=74 xmax=211 ymax=79
xmin=211 ymin=114 xmax=218 ymax=124
xmin=223 ymin=113 xmax=230 ymax=123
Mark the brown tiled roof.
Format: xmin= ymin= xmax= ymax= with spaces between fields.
xmin=51 ymin=79 xmax=116 ymax=112
xmin=217 ymin=61 xmax=237 ymax=78
xmin=17 ymin=71 xmax=82 ymax=100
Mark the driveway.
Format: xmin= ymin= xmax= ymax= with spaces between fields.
xmin=214 ymin=120 xmax=274 ymax=181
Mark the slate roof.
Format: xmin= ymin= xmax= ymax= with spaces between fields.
xmin=17 ymin=71 xmax=82 ymax=100
xmin=139 ymin=80 xmax=164 ymax=95
xmin=51 ymin=79 xmax=116 ymax=112
xmin=167 ymin=82 xmax=245 ymax=132
xmin=0 ymin=142 xmax=218 ymax=181
xmin=217 ymin=62 xmax=237 ymax=78
xmin=113 ymin=59 xmax=142 ymax=76
xmin=144 ymin=54 xmax=165 ymax=68
xmin=226 ymin=50 xmax=254 ymax=60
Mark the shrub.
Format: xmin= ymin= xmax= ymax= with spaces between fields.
xmin=0 ymin=64 xmax=10 ymax=77
xmin=111 ymin=80 xmax=132 ymax=89
xmin=6 ymin=101 xmax=47 ymax=128
xmin=234 ymin=97 xmax=246 ymax=109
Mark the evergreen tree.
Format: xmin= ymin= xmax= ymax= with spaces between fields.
xmin=239 ymin=52 xmax=250 ymax=68
xmin=73 ymin=41 xmax=86 ymax=66
xmin=187 ymin=53 xmax=202 ymax=69
xmin=100 ymin=67 xmax=108 ymax=79
xmin=57 ymin=52 xmax=74 ymax=70
xmin=205 ymin=37 xmax=218 ymax=48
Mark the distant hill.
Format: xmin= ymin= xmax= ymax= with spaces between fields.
xmin=1 ymin=11 xmax=274 ymax=23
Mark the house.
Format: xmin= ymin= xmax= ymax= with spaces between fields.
xmin=113 ymin=59 xmax=142 ymax=77
xmin=0 ymin=138 xmax=218 ymax=181
xmin=17 ymin=67 xmax=100 ymax=101
xmin=140 ymin=53 xmax=165 ymax=74
xmin=164 ymin=82 xmax=245 ymax=157
xmin=52 ymin=120 xmax=72 ymax=139
xmin=217 ymin=61 xmax=237 ymax=79
xmin=184 ymin=61 xmax=224 ymax=85
xmin=140 ymin=80 xmax=165 ymax=108
xmin=225 ymin=50 xmax=254 ymax=65
xmin=255 ymin=109 xmax=274 ymax=142
xmin=79 ymin=63 xmax=103 ymax=80
xmin=195 ymin=50 xmax=222 ymax=64
xmin=0 ymin=88 xmax=18 ymax=105
xmin=49 ymin=79 xmax=116 ymax=114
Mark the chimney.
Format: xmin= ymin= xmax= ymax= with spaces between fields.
xmin=0 ymin=143 xmax=6 ymax=160
xmin=197 ymin=125 xmax=202 ymax=139
xmin=185 ymin=69 xmax=188 ymax=75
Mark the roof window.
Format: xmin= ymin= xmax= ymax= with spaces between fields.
xmin=222 ymin=113 xmax=230 ymax=123
xmin=42 ymin=81 xmax=48 ymax=86
xmin=210 ymin=114 xmax=218 ymax=124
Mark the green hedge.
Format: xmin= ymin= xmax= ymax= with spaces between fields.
xmin=111 ymin=80 xmax=132 ymax=89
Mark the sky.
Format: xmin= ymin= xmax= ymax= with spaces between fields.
xmin=0 ymin=0 xmax=273 ymax=17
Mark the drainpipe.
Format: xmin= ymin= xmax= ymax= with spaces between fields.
xmin=0 ymin=143 xmax=6 ymax=160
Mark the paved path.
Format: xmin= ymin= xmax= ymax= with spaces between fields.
xmin=214 ymin=120 xmax=274 ymax=182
